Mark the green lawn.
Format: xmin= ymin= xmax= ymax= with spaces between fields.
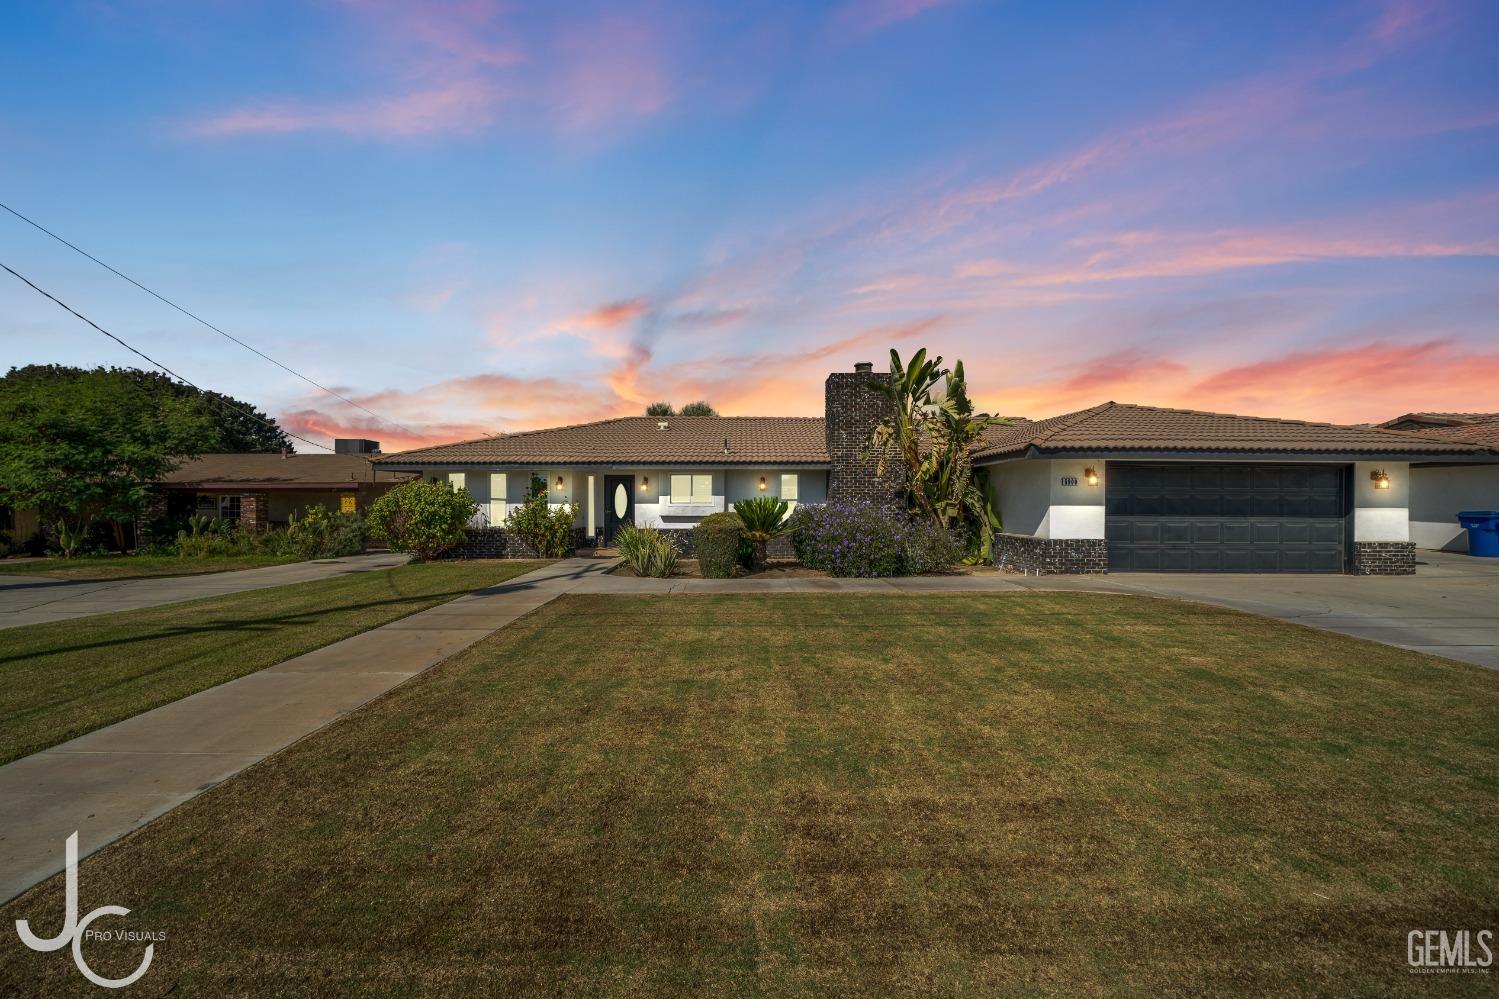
xmin=0 ymin=559 xmax=547 ymax=764
xmin=3 ymin=593 xmax=1496 ymax=995
xmin=0 ymin=553 xmax=304 ymax=580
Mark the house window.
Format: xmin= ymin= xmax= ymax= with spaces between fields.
xmin=218 ymin=495 xmax=241 ymax=523
xmin=781 ymin=473 xmax=799 ymax=513
xmin=670 ymin=474 xmax=712 ymax=504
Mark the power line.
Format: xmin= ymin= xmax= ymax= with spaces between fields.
xmin=0 ymin=200 xmax=415 ymax=435
xmin=1 ymin=260 xmax=335 ymax=453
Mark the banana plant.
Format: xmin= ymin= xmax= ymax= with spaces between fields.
xmin=864 ymin=350 xmax=1006 ymax=557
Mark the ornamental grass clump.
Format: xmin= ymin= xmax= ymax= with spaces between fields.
xmin=790 ymin=501 xmax=961 ymax=577
xmin=614 ymin=525 xmax=679 ymax=577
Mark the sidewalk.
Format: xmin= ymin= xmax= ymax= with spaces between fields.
xmin=0 ymin=552 xmax=411 ymax=630
xmin=0 ymin=556 xmax=616 ymax=904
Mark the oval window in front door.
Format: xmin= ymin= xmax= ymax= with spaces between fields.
xmin=613 ymin=483 xmax=628 ymax=520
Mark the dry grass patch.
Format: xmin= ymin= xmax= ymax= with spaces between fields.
xmin=2 ymin=592 xmax=1495 ymax=995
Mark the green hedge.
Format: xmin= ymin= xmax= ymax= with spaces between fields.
xmin=694 ymin=512 xmax=744 ymax=578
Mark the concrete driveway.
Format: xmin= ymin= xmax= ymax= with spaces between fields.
xmin=1010 ymin=550 xmax=1499 ymax=670
xmin=0 ymin=552 xmax=409 ymax=629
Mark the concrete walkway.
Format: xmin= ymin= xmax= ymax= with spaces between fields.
xmin=572 ymin=552 xmax=1499 ymax=669
xmin=0 ymin=552 xmax=410 ymax=630
xmin=0 ymin=557 xmax=616 ymax=904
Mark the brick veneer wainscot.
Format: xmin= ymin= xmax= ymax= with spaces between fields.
xmin=439 ymin=527 xmax=589 ymax=560
xmin=993 ymin=533 xmax=1108 ymax=575
xmin=1351 ymin=541 xmax=1417 ymax=575
xmin=825 ymin=364 xmax=905 ymax=512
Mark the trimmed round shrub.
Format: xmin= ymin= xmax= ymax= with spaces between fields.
xmin=366 ymin=480 xmax=477 ymax=561
xmin=694 ymin=511 xmax=745 ymax=578
xmin=790 ymin=502 xmax=962 ymax=577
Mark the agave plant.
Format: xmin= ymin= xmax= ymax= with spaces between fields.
xmin=732 ymin=495 xmax=790 ymax=567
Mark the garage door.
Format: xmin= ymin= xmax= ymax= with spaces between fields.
xmin=1105 ymin=463 xmax=1346 ymax=572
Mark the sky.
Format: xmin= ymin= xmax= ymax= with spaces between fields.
xmin=1 ymin=0 xmax=1497 ymax=452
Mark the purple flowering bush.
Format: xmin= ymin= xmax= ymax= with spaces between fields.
xmin=789 ymin=502 xmax=963 ymax=577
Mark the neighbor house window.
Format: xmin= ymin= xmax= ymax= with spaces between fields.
xmin=339 ymin=494 xmax=357 ymax=514
xmin=781 ymin=473 xmax=799 ymax=513
xmin=218 ymin=495 xmax=241 ymax=523
xmin=670 ymin=474 xmax=713 ymax=504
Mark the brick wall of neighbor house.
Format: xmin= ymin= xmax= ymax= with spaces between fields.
xmin=1351 ymin=541 xmax=1417 ymax=575
xmin=992 ymin=533 xmax=1109 ymax=575
xmin=239 ymin=492 xmax=270 ymax=531
xmin=825 ymin=363 xmax=905 ymax=511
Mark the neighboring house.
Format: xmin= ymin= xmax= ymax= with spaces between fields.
xmin=376 ymin=362 xmax=1499 ymax=574
xmin=1379 ymin=413 xmax=1499 ymax=552
xmin=151 ymin=441 xmax=415 ymax=531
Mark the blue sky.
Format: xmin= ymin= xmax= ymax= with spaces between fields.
xmin=2 ymin=0 xmax=1496 ymax=450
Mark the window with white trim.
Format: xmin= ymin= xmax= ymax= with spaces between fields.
xmin=781 ymin=473 xmax=799 ymax=513
xmin=669 ymin=473 xmax=713 ymax=504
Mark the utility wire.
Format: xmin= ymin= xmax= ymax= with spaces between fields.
xmin=1 ymin=260 xmax=335 ymax=453
xmin=0 ymin=200 xmax=415 ymax=435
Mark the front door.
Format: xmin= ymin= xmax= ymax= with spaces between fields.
xmin=603 ymin=475 xmax=635 ymax=546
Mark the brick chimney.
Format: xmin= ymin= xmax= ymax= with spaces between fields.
xmin=825 ymin=361 xmax=905 ymax=510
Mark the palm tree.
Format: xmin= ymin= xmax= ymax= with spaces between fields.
xmin=733 ymin=495 xmax=790 ymax=567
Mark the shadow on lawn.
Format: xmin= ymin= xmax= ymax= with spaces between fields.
xmin=0 ymin=586 xmax=492 ymax=666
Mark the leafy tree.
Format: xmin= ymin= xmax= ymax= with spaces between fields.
xmin=504 ymin=475 xmax=579 ymax=557
xmin=865 ymin=348 xmax=1006 ymax=560
xmin=0 ymin=366 xmax=217 ymax=550
xmin=366 ymin=480 xmax=476 ymax=561
xmin=4 ymin=365 xmax=294 ymax=453
xmin=678 ymin=400 xmax=717 ymax=417
xmin=645 ymin=401 xmax=675 ymax=417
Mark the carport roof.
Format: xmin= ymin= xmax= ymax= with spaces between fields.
xmin=972 ymin=402 xmax=1496 ymax=460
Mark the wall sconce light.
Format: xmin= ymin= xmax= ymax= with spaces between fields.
xmin=555 ymin=475 xmax=565 ymax=492
xmin=758 ymin=476 xmax=767 ymax=491
xmin=1371 ymin=469 xmax=1391 ymax=490
xmin=1083 ymin=467 xmax=1099 ymax=486
xmin=640 ymin=476 xmax=649 ymax=491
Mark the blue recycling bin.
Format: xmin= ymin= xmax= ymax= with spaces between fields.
xmin=1457 ymin=510 xmax=1499 ymax=557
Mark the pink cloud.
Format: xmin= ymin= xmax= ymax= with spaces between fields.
xmin=831 ymin=0 xmax=960 ymax=37
xmin=190 ymin=81 xmax=503 ymax=138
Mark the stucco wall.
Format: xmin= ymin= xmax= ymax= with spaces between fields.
xmin=987 ymin=459 xmax=1106 ymax=540
xmin=1352 ymin=460 xmax=1410 ymax=543
xmin=420 ymin=466 xmax=828 ymax=541
xmin=1409 ymin=464 xmax=1499 ymax=551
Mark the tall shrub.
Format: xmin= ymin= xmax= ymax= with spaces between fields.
xmin=287 ymin=504 xmax=367 ymax=559
xmin=694 ymin=511 xmax=745 ymax=578
xmin=503 ymin=475 xmax=578 ymax=558
xmin=367 ymin=480 xmax=476 ymax=561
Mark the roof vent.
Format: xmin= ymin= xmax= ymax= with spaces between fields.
xmin=657 ymin=420 xmax=670 ymax=431
xmin=723 ymin=436 xmax=731 ymax=454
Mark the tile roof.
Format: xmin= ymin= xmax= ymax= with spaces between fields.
xmin=1381 ymin=412 xmax=1499 ymax=426
xmin=1413 ymin=419 xmax=1499 ymax=447
xmin=376 ymin=416 xmax=831 ymax=466
xmin=972 ymin=402 xmax=1494 ymax=459
xmin=159 ymin=453 xmax=415 ymax=486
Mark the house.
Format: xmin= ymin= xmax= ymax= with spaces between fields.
xmin=374 ymin=363 xmax=1499 ymax=574
xmin=1378 ymin=413 xmax=1499 ymax=552
xmin=150 ymin=441 xmax=415 ymax=531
